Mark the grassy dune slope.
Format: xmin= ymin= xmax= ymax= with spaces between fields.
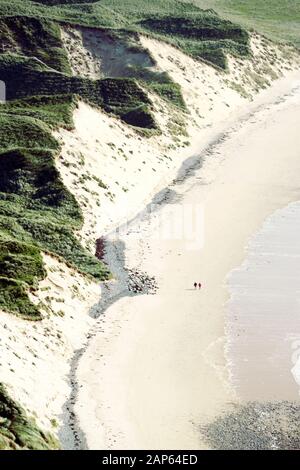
xmin=0 ymin=0 xmax=251 ymax=68
xmin=0 ymin=1 xmax=251 ymax=320
xmin=0 ymin=384 xmax=59 ymax=449
xmin=185 ymin=0 xmax=300 ymax=46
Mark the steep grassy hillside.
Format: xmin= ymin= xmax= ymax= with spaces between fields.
xmin=0 ymin=0 xmax=250 ymax=68
xmin=185 ymin=0 xmax=300 ymax=46
xmin=0 ymin=15 xmax=71 ymax=73
xmin=0 ymin=19 xmax=156 ymax=319
xmin=0 ymin=92 xmax=112 ymax=319
xmin=0 ymin=1 xmax=251 ymax=320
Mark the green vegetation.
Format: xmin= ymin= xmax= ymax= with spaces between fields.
xmin=0 ymin=96 xmax=112 ymax=317
xmin=0 ymin=1 xmax=251 ymax=318
xmin=184 ymin=0 xmax=300 ymax=46
xmin=0 ymin=383 xmax=60 ymax=449
xmin=97 ymin=1 xmax=250 ymax=68
xmin=0 ymin=277 xmax=41 ymax=320
xmin=0 ymin=142 xmax=111 ymax=317
xmin=0 ymin=53 xmax=157 ymax=128
xmin=0 ymin=112 xmax=59 ymax=150
xmin=99 ymin=78 xmax=157 ymax=127
xmin=0 ymin=1 xmax=250 ymax=68
xmin=0 ymin=16 xmax=71 ymax=73
xmin=122 ymin=104 xmax=156 ymax=128
xmin=123 ymin=66 xmax=186 ymax=109
xmin=35 ymin=0 xmax=98 ymax=4
xmin=0 ymin=94 xmax=77 ymax=129
xmin=0 ymin=240 xmax=45 ymax=286
xmin=0 ymin=240 xmax=46 ymax=320
xmin=0 ymin=10 xmax=160 ymax=318
xmin=139 ymin=13 xmax=249 ymax=68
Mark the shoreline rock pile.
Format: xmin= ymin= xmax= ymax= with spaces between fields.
xmin=126 ymin=268 xmax=158 ymax=295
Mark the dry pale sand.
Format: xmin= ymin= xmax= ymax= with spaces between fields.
xmin=74 ymin=72 xmax=300 ymax=450
xmin=0 ymin=254 xmax=99 ymax=436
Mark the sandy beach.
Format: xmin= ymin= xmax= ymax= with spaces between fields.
xmin=66 ymin=71 xmax=300 ymax=450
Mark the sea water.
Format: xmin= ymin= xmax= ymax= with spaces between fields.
xmin=226 ymin=201 xmax=300 ymax=401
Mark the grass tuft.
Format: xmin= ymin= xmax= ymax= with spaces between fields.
xmin=0 ymin=383 xmax=60 ymax=449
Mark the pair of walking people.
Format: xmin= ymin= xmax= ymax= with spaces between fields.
xmin=194 ymin=282 xmax=201 ymax=290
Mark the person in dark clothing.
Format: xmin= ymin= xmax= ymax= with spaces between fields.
xmin=198 ymin=282 xmax=202 ymax=290
xmin=194 ymin=282 xmax=197 ymax=289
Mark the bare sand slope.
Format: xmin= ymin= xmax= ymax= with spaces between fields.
xmin=73 ymin=74 xmax=300 ymax=449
